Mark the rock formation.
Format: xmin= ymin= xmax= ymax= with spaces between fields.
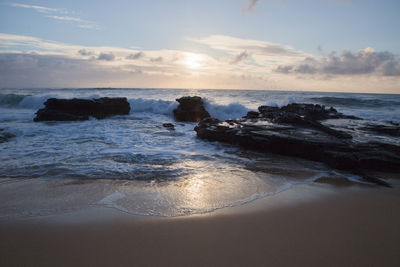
xmin=195 ymin=103 xmax=399 ymax=186
xmin=173 ymin=96 xmax=210 ymax=122
xmin=34 ymin=97 xmax=130 ymax=122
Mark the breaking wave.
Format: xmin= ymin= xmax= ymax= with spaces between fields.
xmin=0 ymin=94 xmax=250 ymax=120
xmin=204 ymin=99 xmax=250 ymax=120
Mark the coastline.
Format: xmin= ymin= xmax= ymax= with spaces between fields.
xmin=1 ymin=180 xmax=400 ymax=267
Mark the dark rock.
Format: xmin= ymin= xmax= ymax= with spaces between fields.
xmin=34 ymin=97 xmax=130 ymax=122
xmin=173 ymin=96 xmax=210 ymax=122
xmin=258 ymin=106 xmax=279 ymax=113
xmin=257 ymin=103 xmax=360 ymax=122
xmin=360 ymin=124 xmax=400 ymax=137
xmin=163 ymin=123 xmax=175 ymax=129
xmin=0 ymin=129 xmax=15 ymax=143
xmin=246 ymin=111 xmax=260 ymax=119
xmin=195 ymin=103 xmax=400 ymax=186
xmin=279 ymin=103 xmax=361 ymax=121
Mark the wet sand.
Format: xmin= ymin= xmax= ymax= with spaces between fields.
xmin=1 ymin=182 xmax=400 ymax=267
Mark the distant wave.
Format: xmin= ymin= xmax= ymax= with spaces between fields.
xmin=0 ymin=94 xmax=250 ymax=120
xmin=310 ymin=96 xmax=400 ymax=108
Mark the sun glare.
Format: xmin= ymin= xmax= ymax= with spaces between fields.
xmin=184 ymin=53 xmax=203 ymax=69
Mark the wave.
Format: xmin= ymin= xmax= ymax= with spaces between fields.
xmin=0 ymin=94 xmax=250 ymax=120
xmin=128 ymin=98 xmax=178 ymax=115
xmin=0 ymin=93 xmax=50 ymax=110
xmin=310 ymin=96 xmax=400 ymax=108
xmin=0 ymin=93 xmax=27 ymax=107
xmin=204 ymin=99 xmax=250 ymax=120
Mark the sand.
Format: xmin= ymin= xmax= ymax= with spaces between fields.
xmin=1 ymin=182 xmax=400 ymax=267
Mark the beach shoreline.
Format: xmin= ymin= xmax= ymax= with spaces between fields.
xmin=1 ymin=181 xmax=399 ymax=267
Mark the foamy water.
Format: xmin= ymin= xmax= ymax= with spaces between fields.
xmin=0 ymin=88 xmax=399 ymax=218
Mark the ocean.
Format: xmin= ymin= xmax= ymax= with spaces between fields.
xmin=1 ymin=88 xmax=399 ymax=218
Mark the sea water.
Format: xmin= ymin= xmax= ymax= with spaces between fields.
xmin=0 ymin=88 xmax=399 ymax=218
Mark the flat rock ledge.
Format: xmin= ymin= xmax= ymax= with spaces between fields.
xmin=195 ymin=103 xmax=400 ymax=187
xmin=34 ymin=97 xmax=131 ymax=122
xmin=173 ymin=96 xmax=210 ymax=122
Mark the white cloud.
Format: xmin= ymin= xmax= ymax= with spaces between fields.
xmin=189 ymin=35 xmax=303 ymax=57
xmin=47 ymin=16 xmax=86 ymax=23
xmin=11 ymin=3 xmax=68 ymax=14
xmin=10 ymin=3 xmax=98 ymax=30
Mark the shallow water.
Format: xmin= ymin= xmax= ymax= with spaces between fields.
xmin=0 ymin=88 xmax=399 ymax=217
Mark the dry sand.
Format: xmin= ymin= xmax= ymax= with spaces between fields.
xmin=1 ymin=182 xmax=400 ymax=267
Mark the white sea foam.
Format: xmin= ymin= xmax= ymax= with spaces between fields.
xmin=128 ymin=98 xmax=178 ymax=115
xmin=203 ymin=98 xmax=250 ymax=120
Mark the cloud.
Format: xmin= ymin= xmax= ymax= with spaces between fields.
xmin=78 ymin=24 xmax=99 ymax=30
xmin=0 ymin=53 xmax=128 ymax=88
xmin=47 ymin=16 xmax=86 ymax=23
xmin=1 ymin=33 xmax=399 ymax=93
xmin=275 ymin=48 xmax=400 ymax=76
xmin=10 ymin=3 xmax=98 ymax=30
xmin=126 ymin=52 xmax=145 ymax=60
xmin=0 ymin=52 xmax=214 ymax=89
xmin=78 ymin=49 xmax=94 ymax=56
xmin=243 ymin=0 xmax=288 ymax=13
xmin=189 ymin=35 xmax=302 ymax=57
xmin=97 ymin=53 xmax=115 ymax=61
xmin=150 ymin=56 xmax=163 ymax=62
xmin=10 ymin=3 xmax=68 ymax=14
xmin=231 ymin=51 xmax=250 ymax=64
xmin=245 ymin=0 xmax=260 ymax=12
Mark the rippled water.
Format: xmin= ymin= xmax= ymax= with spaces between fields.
xmin=0 ymin=88 xmax=399 ymax=217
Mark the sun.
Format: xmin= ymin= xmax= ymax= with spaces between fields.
xmin=184 ymin=53 xmax=203 ymax=69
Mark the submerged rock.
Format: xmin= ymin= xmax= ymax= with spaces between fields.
xmin=173 ymin=96 xmax=210 ymax=122
xmin=195 ymin=103 xmax=400 ymax=186
xmin=0 ymin=129 xmax=15 ymax=143
xmin=163 ymin=123 xmax=175 ymax=129
xmin=34 ymin=97 xmax=131 ymax=122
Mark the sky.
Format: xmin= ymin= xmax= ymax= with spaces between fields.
xmin=0 ymin=0 xmax=399 ymax=93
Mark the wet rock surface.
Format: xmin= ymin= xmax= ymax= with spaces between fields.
xmin=195 ymin=103 xmax=400 ymax=186
xmin=34 ymin=97 xmax=131 ymax=122
xmin=162 ymin=123 xmax=175 ymax=129
xmin=173 ymin=96 xmax=210 ymax=122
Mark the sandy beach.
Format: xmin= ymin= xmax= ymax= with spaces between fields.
xmin=1 ymin=181 xmax=399 ymax=267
